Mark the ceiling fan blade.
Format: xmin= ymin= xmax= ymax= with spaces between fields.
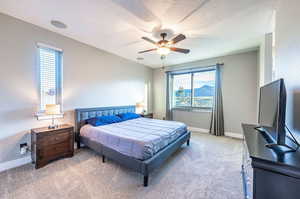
xmin=169 ymin=34 xmax=186 ymax=44
xmin=142 ymin=37 xmax=157 ymax=45
xmin=138 ymin=48 xmax=157 ymax=54
xmin=170 ymin=47 xmax=190 ymax=54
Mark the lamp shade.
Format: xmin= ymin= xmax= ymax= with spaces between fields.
xmin=45 ymin=104 xmax=61 ymax=115
xmin=136 ymin=102 xmax=144 ymax=108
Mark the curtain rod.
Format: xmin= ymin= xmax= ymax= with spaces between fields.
xmin=165 ymin=63 xmax=224 ymax=73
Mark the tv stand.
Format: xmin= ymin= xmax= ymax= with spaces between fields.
xmin=254 ymin=126 xmax=297 ymax=153
xmin=265 ymin=143 xmax=296 ymax=153
xmin=242 ymin=124 xmax=300 ymax=199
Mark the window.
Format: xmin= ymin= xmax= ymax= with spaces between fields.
xmin=38 ymin=44 xmax=63 ymax=112
xmin=173 ymin=74 xmax=192 ymax=107
xmin=172 ymin=70 xmax=215 ymax=109
xmin=192 ymin=71 xmax=215 ymax=108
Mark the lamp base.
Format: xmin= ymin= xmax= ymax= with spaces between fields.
xmin=48 ymin=116 xmax=59 ymax=129
xmin=48 ymin=124 xmax=58 ymax=129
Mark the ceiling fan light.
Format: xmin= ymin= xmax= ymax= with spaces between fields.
xmin=157 ymin=47 xmax=170 ymax=55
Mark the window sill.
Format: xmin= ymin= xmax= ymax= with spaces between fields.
xmin=35 ymin=113 xmax=64 ymax=120
xmin=172 ymin=107 xmax=212 ymax=113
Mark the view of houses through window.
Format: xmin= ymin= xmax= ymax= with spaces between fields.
xmin=172 ymin=70 xmax=215 ymax=108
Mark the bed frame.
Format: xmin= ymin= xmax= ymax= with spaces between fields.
xmin=75 ymin=105 xmax=191 ymax=187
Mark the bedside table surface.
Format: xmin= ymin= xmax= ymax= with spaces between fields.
xmin=32 ymin=124 xmax=73 ymax=134
xmin=141 ymin=113 xmax=153 ymax=115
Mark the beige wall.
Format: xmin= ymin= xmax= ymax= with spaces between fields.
xmin=173 ymin=110 xmax=211 ymax=130
xmin=0 ymin=13 xmax=153 ymax=164
xmin=153 ymin=51 xmax=258 ymax=134
xmin=274 ymin=0 xmax=300 ymax=138
xmin=259 ymin=33 xmax=274 ymax=86
xmin=153 ymin=68 xmax=166 ymax=119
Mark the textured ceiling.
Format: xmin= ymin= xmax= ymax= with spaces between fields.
xmin=0 ymin=0 xmax=277 ymax=68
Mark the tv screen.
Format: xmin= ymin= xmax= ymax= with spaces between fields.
xmin=259 ymin=79 xmax=286 ymax=145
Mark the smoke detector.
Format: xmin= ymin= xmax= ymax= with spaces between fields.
xmin=51 ymin=20 xmax=67 ymax=29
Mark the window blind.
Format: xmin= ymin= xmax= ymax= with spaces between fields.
xmin=38 ymin=46 xmax=62 ymax=111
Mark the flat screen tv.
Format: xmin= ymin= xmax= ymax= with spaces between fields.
xmin=258 ymin=78 xmax=289 ymax=151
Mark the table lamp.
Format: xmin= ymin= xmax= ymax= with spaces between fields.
xmin=136 ymin=102 xmax=145 ymax=114
xmin=45 ymin=104 xmax=61 ymax=129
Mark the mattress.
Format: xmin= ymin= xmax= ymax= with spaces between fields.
xmin=80 ymin=117 xmax=187 ymax=160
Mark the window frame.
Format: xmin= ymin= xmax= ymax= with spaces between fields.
xmin=171 ymin=68 xmax=216 ymax=110
xmin=36 ymin=43 xmax=63 ymax=117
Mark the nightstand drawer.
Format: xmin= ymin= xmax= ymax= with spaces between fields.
xmin=38 ymin=131 xmax=71 ymax=146
xmin=38 ymin=142 xmax=71 ymax=160
xmin=37 ymin=128 xmax=71 ymax=137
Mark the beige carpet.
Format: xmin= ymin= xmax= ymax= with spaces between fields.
xmin=0 ymin=133 xmax=243 ymax=199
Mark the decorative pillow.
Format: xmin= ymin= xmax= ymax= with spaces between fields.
xmin=87 ymin=115 xmax=122 ymax=126
xmin=99 ymin=115 xmax=122 ymax=123
xmin=86 ymin=117 xmax=107 ymax=126
xmin=118 ymin=112 xmax=141 ymax=121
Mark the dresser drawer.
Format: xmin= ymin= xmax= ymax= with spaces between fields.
xmin=38 ymin=131 xmax=71 ymax=147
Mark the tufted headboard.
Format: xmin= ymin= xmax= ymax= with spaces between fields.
xmin=75 ymin=105 xmax=136 ymax=135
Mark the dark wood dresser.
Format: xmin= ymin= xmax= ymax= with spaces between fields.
xmin=242 ymin=124 xmax=300 ymax=199
xmin=31 ymin=124 xmax=74 ymax=169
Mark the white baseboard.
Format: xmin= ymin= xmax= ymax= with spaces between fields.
xmin=188 ymin=126 xmax=243 ymax=139
xmin=0 ymin=156 xmax=31 ymax=173
xmin=188 ymin=126 xmax=209 ymax=133
xmin=224 ymin=132 xmax=243 ymax=139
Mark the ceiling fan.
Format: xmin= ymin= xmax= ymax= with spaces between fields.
xmin=138 ymin=33 xmax=190 ymax=58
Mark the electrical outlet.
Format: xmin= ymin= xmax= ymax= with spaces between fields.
xmin=20 ymin=143 xmax=28 ymax=155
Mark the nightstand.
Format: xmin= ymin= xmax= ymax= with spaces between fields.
xmin=140 ymin=113 xmax=153 ymax=118
xmin=31 ymin=124 xmax=74 ymax=169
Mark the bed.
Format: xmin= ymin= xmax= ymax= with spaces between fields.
xmin=75 ymin=105 xmax=191 ymax=186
